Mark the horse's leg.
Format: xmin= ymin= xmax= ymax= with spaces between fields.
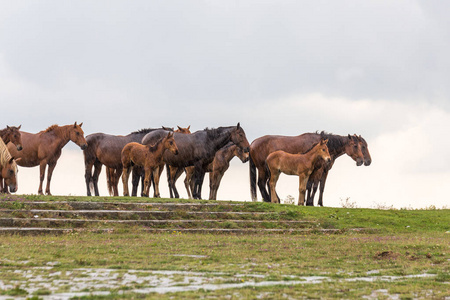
xmin=257 ymin=167 xmax=271 ymax=202
xmin=92 ymin=161 xmax=102 ymax=196
xmin=113 ymin=167 xmax=121 ymax=197
xmin=298 ymin=175 xmax=308 ymax=206
xmin=152 ymin=167 xmax=162 ymax=198
xmin=122 ymin=166 xmax=132 ymax=197
xmin=209 ymin=171 xmax=223 ymax=200
xmin=38 ymin=161 xmax=48 ymax=195
xmin=142 ymin=167 xmax=151 ymax=197
xmin=184 ymin=167 xmax=194 ymax=199
xmin=84 ymin=161 xmax=94 ymax=196
xmin=131 ymin=167 xmax=141 ymax=197
xmin=268 ymin=169 xmax=280 ymax=204
xmin=172 ymin=167 xmax=184 ymax=199
xmin=195 ymin=171 xmax=206 ymax=200
xmin=45 ymin=162 xmax=57 ymax=195
xmin=307 ymin=180 xmax=319 ymax=206
xmin=317 ymin=170 xmax=330 ymax=207
xmin=166 ymin=166 xmax=174 ymax=198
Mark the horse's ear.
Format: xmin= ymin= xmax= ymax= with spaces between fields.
xmin=15 ymin=157 xmax=22 ymax=163
xmin=74 ymin=122 xmax=77 ymax=128
xmin=348 ymin=134 xmax=352 ymax=140
xmin=321 ymin=138 xmax=328 ymax=145
xmin=9 ymin=157 xmax=14 ymax=164
xmin=7 ymin=125 xmax=10 ymax=129
xmin=167 ymin=132 xmax=174 ymax=138
xmin=187 ymin=125 xmax=190 ymax=130
xmin=18 ymin=125 xmax=21 ymax=130
xmin=79 ymin=122 xmax=83 ymax=127
xmin=237 ymin=122 xmax=241 ymax=129
xmin=177 ymin=126 xmax=182 ymax=131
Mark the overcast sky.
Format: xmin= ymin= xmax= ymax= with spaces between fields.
xmin=1 ymin=1 xmax=449 ymax=208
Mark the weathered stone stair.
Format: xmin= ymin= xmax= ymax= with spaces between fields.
xmin=0 ymin=198 xmax=375 ymax=235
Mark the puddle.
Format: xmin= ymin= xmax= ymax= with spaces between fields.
xmin=0 ymin=266 xmax=438 ymax=300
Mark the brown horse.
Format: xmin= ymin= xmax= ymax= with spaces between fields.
xmin=183 ymin=142 xmax=249 ymax=200
xmin=0 ymin=138 xmax=19 ymax=193
xmin=266 ymin=139 xmax=331 ymax=205
xmin=250 ymin=132 xmax=365 ymax=203
xmin=121 ymin=132 xmax=179 ymax=197
xmin=1 ymin=125 xmax=23 ymax=151
xmin=8 ymin=123 xmax=87 ymax=195
xmin=84 ymin=127 xmax=168 ymax=197
xmin=305 ymin=133 xmax=372 ymax=206
xmin=130 ymin=126 xmax=191 ymax=197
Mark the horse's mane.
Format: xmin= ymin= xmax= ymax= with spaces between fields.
xmin=0 ymin=137 xmax=14 ymax=168
xmin=316 ymin=131 xmax=344 ymax=152
xmin=147 ymin=135 xmax=166 ymax=153
xmin=301 ymin=141 xmax=320 ymax=155
xmin=204 ymin=126 xmax=231 ymax=139
xmin=130 ymin=127 xmax=173 ymax=135
xmin=43 ymin=124 xmax=60 ymax=133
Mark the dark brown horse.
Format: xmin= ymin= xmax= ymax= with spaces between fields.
xmin=183 ymin=142 xmax=249 ymax=200
xmin=122 ymin=132 xmax=179 ymax=197
xmin=266 ymin=139 xmax=331 ymax=205
xmin=305 ymin=133 xmax=372 ymax=206
xmin=7 ymin=123 xmax=87 ymax=195
xmin=250 ymin=132 xmax=365 ymax=203
xmin=142 ymin=123 xmax=250 ymax=199
xmin=83 ymin=128 xmax=166 ymax=196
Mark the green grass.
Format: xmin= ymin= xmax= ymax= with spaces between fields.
xmin=0 ymin=194 xmax=448 ymax=299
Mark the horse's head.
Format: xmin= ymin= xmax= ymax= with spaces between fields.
xmin=345 ymin=135 xmax=364 ymax=166
xmin=175 ymin=125 xmax=191 ymax=134
xmin=2 ymin=157 xmax=19 ymax=193
xmin=234 ymin=144 xmax=250 ymax=163
xmin=164 ymin=132 xmax=179 ymax=155
xmin=357 ymin=135 xmax=372 ymax=166
xmin=69 ymin=122 xmax=88 ymax=150
xmin=6 ymin=125 xmax=23 ymax=151
xmin=230 ymin=123 xmax=250 ymax=153
xmin=317 ymin=138 xmax=331 ymax=164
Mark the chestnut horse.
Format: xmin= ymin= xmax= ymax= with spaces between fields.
xmin=183 ymin=142 xmax=249 ymax=200
xmin=134 ymin=126 xmax=191 ymax=197
xmin=305 ymin=133 xmax=372 ymax=206
xmin=250 ymin=132 xmax=365 ymax=203
xmin=83 ymin=127 xmax=168 ymax=197
xmin=122 ymin=132 xmax=179 ymax=197
xmin=142 ymin=123 xmax=250 ymax=199
xmin=0 ymin=137 xmax=19 ymax=193
xmin=266 ymin=139 xmax=331 ymax=205
xmin=7 ymin=123 xmax=87 ymax=195
xmin=1 ymin=125 xmax=23 ymax=151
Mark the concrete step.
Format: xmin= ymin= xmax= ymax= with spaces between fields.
xmin=0 ymin=217 xmax=317 ymax=229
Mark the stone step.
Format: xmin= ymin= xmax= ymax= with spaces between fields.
xmin=0 ymin=209 xmax=287 ymax=221
xmin=0 ymin=201 xmax=247 ymax=212
xmin=0 ymin=218 xmax=317 ymax=229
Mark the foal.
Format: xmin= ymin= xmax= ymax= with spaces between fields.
xmin=121 ymin=132 xmax=178 ymax=197
xmin=266 ymin=139 xmax=331 ymax=205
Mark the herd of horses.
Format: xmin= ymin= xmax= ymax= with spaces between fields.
xmin=0 ymin=122 xmax=371 ymax=206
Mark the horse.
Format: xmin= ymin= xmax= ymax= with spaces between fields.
xmin=83 ymin=127 xmax=168 ymax=197
xmin=305 ymin=133 xmax=372 ymax=206
xmin=182 ymin=142 xmax=249 ymax=200
xmin=130 ymin=126 xmax=191 ymax=197
xmin=121 ymin=132 xmax=179 ymax=197
xmin=141 ymin=123 xmax=250 ymax=199
xmin=0 ymin=138 xmax=19 ymax=193
xmin=7 ymin=123 xmax=87 ymax=195
xmin=1 ymin=125 xmax=23 ymax=151
xmin=266 ymin=139 xmax=331 ymax=205
xmin=250 ymin=131 xmax=365 ymax=203
xmin=0 ymin=125 xmax=23 ymax=193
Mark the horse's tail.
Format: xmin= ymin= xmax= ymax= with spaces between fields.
xmin=250 ymin=155 xmax=257 ymax=202
xmin=106 ymin=167 xmax=114 ymax=196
